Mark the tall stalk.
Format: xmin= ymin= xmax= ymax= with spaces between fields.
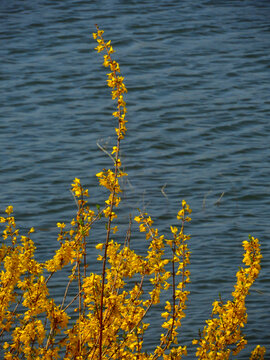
xmin=93 ymin=24 xmax=128 ymax=360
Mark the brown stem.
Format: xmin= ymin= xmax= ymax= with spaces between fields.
xmin=61 ymin=263 xmax=78 ymax=310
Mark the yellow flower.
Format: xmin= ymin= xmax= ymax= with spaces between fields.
xmin=57 ymin=223 xmax=66 ymax=229
xmin=96 ymin=243 xmax=104 ymax=250
xmin=170 ymin=226 xmax=178 ymax=234
xmin=112 ymin=226 xmax=118 ymax=234
xmin=97 ymin=29 xmax=104 ymax=36
xmin=96 ymin=171 xmax=104 ymax=178
xmin=139 ymin=224 xmax=146 ymax=232
xmin=5 ymin=206 xmax=13 ymax=215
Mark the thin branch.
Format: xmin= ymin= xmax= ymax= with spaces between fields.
xmin=97 ymin=141 xmax=115 ymax=163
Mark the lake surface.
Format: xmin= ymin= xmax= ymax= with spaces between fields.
xmin=1 ymin=0 xmax=270 ymax=357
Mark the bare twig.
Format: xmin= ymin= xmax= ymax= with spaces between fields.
xmin=161 ymin=183 xmax=169 ymax=200
xmin=214 ymin=191 xmax=225 ymax=206
xmin=97 ymin=140 xmax=115 ymax=163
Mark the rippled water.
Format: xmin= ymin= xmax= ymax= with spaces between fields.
xmin=1 ymin=0 xmax=270 ymax=357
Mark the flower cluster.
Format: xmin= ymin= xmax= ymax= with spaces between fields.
xmin=193 ymin=236 xmax=264 ymax=359
xmin=0 ymin=206 xmax=70 ymax=359
xmin=93 ymin=25 xmax=127 ymax=142
xmin=0 ymin=26 xmax=266 ymax=360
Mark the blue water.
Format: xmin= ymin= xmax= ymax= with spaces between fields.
xmin=1 ymin=0 xmax=270 ymax=357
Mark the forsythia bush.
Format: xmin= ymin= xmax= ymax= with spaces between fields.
xmin=0 ymin=26 xmax=266 ymax=360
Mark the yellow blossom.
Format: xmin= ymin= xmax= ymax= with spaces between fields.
xmin=0 ymin=26 xmax=264 ymax=360
xmin=96 ymin=243 xmax=104 ymax=250
xmin=5 ymin=206 xmax=13 ymax=215
xmin=57 ymin=222 xmax=66 ymax=229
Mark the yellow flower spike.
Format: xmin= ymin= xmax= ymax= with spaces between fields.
xmin=193 ymin=235 xmax=263 ymax=359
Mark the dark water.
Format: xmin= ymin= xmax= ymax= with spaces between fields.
xmin=1 ymin=0 xmax=270 ymax=357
